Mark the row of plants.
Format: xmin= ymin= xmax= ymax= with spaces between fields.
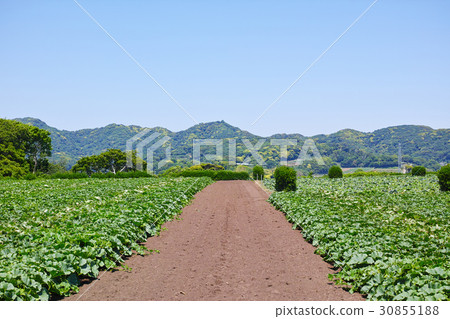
xmin=177 ymin=169 xmax=249 ymax=180
xmin=0 ymin=177 xmax=212 ymax=300
xmin=334 ymin=166 xmax=428 ymax=178
xmin=336 ymin=164 xmax=450 ymax=192
xmin=7 ymin=162 xmax=252 ymax=181
xmin=264 ymin=175 xmax=449 ymax=300
xmin=21 ymin=171 xmax=155 ymax=180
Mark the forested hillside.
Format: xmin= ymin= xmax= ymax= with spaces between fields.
xmin=14 ymin=118 xmax=449 ymax=172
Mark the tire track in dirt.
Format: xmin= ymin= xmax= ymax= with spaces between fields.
xmin=65 ymin=181 xmax=363 ymax=301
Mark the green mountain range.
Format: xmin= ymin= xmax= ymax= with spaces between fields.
xmin=14 ymin=117 xmax=449 ymax=173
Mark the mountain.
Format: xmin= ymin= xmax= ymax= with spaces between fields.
xmin=14 ymin=117 xmax=449 ymax=172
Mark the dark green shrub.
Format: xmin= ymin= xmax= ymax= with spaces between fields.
xmin=118 ymin=171 xmax=154 ymax=178
xmin=274 ymin=166 xmax=297 ymax=191
xmin=437 ymin=164 xmax=450 ymax=191
xmin=23 ymin=173 xmax=37 ymax=180
xmin=50 ymin=172 xmax=89 ymax=179
xmin=411 ymin=166 xmax=426 ymax=176
xmin=90 ymin=171 xmax=154 ymax=179
xmin=190 ymin=163 xmax=224 ymax=171
xmin=214 ymin=171 xmax=249 ymax=181
xmin=180 ymin=170 xmax=217 ymax=178
xmin=328 ymin=166 xmax=343 ymax=179
xmin=252 ymin=165 xmax=264 ymax=180
xmin=91 ymin=172 xmax=115 ymax=178
xmin=159 ymin=166 xmax=185 ymax=177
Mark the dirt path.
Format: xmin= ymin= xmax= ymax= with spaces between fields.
xmin=66 ymin=181 xmax=363 ymax=301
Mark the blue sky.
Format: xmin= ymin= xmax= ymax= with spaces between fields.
xmin=1 ymin=0 xmax=449 ymax=136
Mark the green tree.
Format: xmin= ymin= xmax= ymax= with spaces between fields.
xmin=72 ymin=154 xmax=106 ymax=174
xmin=0 ymin=119 xmax=52 ymax=177
xmin=47 ymin=160 xmax=68 ymax=174
xmin=252 ymin=165 xmax=264 ymax=180
xmin=274 ymin=166 xmax=297 ymax=191
xmin=100 ymin=149 xmax=127 ymax=174
xmin=72 ymin=149 xmax=145 ymax=175
xmin=26 ymin=125 xmax=52 ymax=174
xmin=0 ymin=157 xmax=27 ymax=177
xmin=1 ymin=119 xmax=29 ymax=177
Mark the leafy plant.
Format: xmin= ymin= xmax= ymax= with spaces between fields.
xmin=274 ymin=166 xmax=297 ymax=191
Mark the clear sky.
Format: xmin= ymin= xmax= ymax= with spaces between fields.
xmin=1 ymin=0 xmax=449 ymax=136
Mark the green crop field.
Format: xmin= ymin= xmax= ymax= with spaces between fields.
xmin=0 ymin=177 xmax=212 ymax=300
xmin=265 ymin=175 xmax=449 ymax=301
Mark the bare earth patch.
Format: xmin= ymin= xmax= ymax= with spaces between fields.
xmin=65 ymin=180 xmax=363 ymax=301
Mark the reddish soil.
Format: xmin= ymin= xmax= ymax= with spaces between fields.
xmin=65 ymin=181 xmax=363 ymax=301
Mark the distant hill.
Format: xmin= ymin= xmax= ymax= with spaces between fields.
xmin=14 ymin=117 xmax=449 ymax=173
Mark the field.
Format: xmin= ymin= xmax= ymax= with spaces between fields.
xmin=0 ymin=177 xmax=212 ymax=300
xmin=1 ymin=174 xmax=448 ymax=301
xmin=64 ymin=180 xmax=364 ymax=301
xmin=265 ymin=175 xmax=449 ymax=300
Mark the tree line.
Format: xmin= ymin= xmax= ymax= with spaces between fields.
xmin=0 ymin=119 xmax=145 ymax=178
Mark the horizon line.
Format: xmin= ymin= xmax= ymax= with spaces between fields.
xmin=7 ymin=116 xmax=447 ymax=138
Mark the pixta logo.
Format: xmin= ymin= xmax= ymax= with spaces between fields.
xmin=193 ymin=138 xmax=324 ymax=167
xmin=126 ymin=129 xmax=171 ymax=174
